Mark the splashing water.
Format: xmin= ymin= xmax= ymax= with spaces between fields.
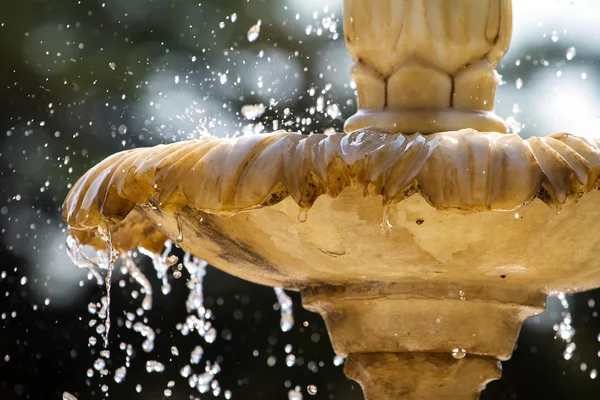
xmin=555 ymin=292 xmax=576 ymax=360
xmin=139 ymin=240 xmax=174 ymax=296
xmin=65 ymin=234 xmax=105 ymax=285
xmin=65 ymin=231 xmax=229 ymax=397
xmin=274 ymin=287 xmax=294 ymax=332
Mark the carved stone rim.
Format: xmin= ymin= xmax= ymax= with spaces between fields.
xmin=63 ymin=129 xmax=600 ymax=246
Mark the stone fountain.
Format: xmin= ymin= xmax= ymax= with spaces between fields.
xmin=62 ymin=1 xmax=600 ymax=399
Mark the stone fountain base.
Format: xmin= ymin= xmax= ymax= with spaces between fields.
xmin=303 ymin=283 xmax=544 ymax=399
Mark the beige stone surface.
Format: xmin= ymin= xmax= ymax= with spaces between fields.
xmin=343 ymin=0 xmax=512 ymax=133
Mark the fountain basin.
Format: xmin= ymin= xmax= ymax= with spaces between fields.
xmin=63 ymin=128 xmax=600 ymax=399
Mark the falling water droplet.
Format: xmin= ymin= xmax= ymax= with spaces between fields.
xmin=114 ymin=366 xmax=127 ymax=383
xmin=307 ymin=385 xmax=318 ymax=395
xmin=247 ymin=20 xmax=261 ymax=42
xmin=566 ymin=46 xmax=577 ymax=60
xmin=333 ymin=355 xmax=345 ymax=366
xmin=104 ymin=229 xmax=116 ymax=348
xmin=380 ymin=205 xmax=392 ymax=237
xmin=176 ymin=213 xmax=184 ymax=243
xmin=288 ymin=390 xmax=303 ymax=400
xmin=285 ymin=354 xmax=296 ymax=367
xmin=62 ymin=392 xmax=78 ymax=400
xmin=274 ymin=287 xmax=294 ymax=332
xmin=145 ymin=360 xmax=165 ymax=373
xmin=515 ymin=78 xmax=523 ymax=90
xmin=451 ymin=348 xmax=467 ymax=359
xmin=297 ymin=209 xmax=308 ymax=223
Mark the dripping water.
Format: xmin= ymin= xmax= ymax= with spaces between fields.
xmin=274 ymin=287 xmax=294 ymax=332
xmin=139 ymin=240 xmax=174 ymax=296
xmin=121 ymin=252 xmax=153 ymax=311
xmin=176 ymin=213 xmax=184 ymax=243
xmin=297 ymin=208 xmax=308 ymax=223
xmin=380 ymin=205 xmax=392 ymax=237
xmin=104 ymin=229 xmax=117 ymax=348
xmin=65 ymin=234 xmax=105 ymax=285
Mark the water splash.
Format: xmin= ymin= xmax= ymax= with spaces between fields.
xmin=274 ymin=287 xmax=294 ymax=332
xmin=555 ymin=292 xmax=576 ymax=360
xmin=65 ymin=234 xmax=105 ymax=285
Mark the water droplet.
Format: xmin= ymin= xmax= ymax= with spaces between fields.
xmin=459 ymin=290 xmax=466 ymax=300
xmin=515 ymin=78 xmax=523 ymax=90
xmin=191 ymin=346 xmax=204 ymax=364
xmin=451 ymin=348 xmax=467 ymax=359
xmin=297 ymin=209 xmax=308 ymax=223
xmin=219 ymin=74 xmax=228 ymax=85
xmin=171 ymin=346 xmax=179 ymax=356
xmin=114 ymin=366 xmax=127 ymax=383
xmin=231 ymin=13 xmax=238 ymax=22
xmin=94 ymin=358 xmax=106 ymax=371
xmin=591 ymin=369 xmax=598 ymax=379
xmin=514 ymin=213 xmax=520 ymax=220
xmin=267 ymin=355 xmax=277 ymax=367
xmin=62 ymin=392 xmax=78 ymax=400
xmin=551 ymin=30 xmax=560 ymax=43
xmin=288 ymin=389 xmax=303 ymax=400
xmin=173 ymin=270 xmax=182 ymax=279
xmin=108 ymin=62 xmax=116 ymax=70
xmin=307 ymin=385 xmax=318 ymax=395
xmin=285 ymin=354 xmax=296 ymax=367
xmin=241 ymin=104 xmax=266 ymax=120
xmin=247 ymin=20 xmax=261 ymax=42
xmin=333 ymin=355 xmax=345 ymax=366
xmin=380 ymin=205 xmax=392 ymax=237
xmin=566 ymin=46 xmax=576 ymax=60
xmin=145 ymin=360 xmax=165 ymax=373
xmin=176 ymin=213 xmax=184 ymax=243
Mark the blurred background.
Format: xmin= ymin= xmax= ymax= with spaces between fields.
xmin=1 ymin=0 xmax=600 ymax=399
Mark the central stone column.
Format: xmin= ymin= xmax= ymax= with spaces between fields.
xmin=303 ymin=282 xmax=544 ymax=400
xmin=343 ymin=0 xmax=512 ymax=134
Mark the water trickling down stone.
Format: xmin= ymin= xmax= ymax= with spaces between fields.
xmin=176 ymin=213 xmax=184 ymax=243
xmin=380 ymin=205 xmax=392 ymax=237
